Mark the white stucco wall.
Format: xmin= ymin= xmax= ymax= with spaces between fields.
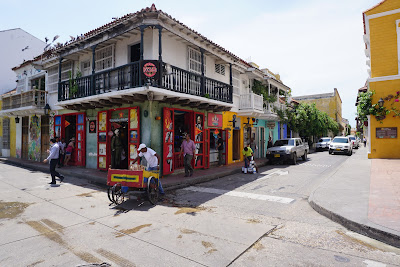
xmin=0 ymin=29 xmax=45 ymax=94
xmin=15 ymin=120 xmax=22 ymax=158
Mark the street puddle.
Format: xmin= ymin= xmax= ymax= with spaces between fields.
xmin=0 ymin=201 xmax=31 ymax=219
xmin=41 ymin=219 xmax=65 ymax=232
xmin=115 ymin=224 xmax=152 ymax=237
xmin=252 ymin=241 xmax=265 ymax=251
xmin=174 ymin=206 xmax=207 ymax=215
xmin=202 ymin=241 xmax=217 ymax=254
xmin=26 ymin=220 xmax=101 ymax=263
xmin=180 ymin=228 xmax=197 ymax=234
xmin=96 ymin=248 xmax=136 ymax=267
xmin=247 ymin=218 xmax=261 ymax=224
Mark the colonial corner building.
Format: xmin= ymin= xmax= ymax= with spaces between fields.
xmin=0 ymin=5 xmax=292 ymax=176
xmin=364 ymin=0 xmax=400 ymax=159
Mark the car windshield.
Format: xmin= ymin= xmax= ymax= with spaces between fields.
xmin=319 ymin=138 xmax=331 ymax=142
xmin=332 ymin=138 xmax=348 ymax=143
xmin=274 ymin=139 xmax=295 ymax=146
xmin=348 ymin=136 xmax=356 ymax=141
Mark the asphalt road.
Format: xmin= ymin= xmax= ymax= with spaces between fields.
xmin=0 ymin=149 xmax=399 ymax=267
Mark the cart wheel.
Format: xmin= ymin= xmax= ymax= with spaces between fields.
xmin=107 ymin=186 xmax=114 ymax=203
xmin=147 ymin=177 xmax=159 ymax=205
xmin=112 ymin=184 xmax=124 ymax=205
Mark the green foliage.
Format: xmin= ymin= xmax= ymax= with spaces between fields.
xmin=252 ymin=80 xmax=277 ymax=103
xmin=277 ymin=103 xmax=339 ymax=141
xmin=68 ymin=69 xmax=82 ymax=97
xmin=356 ymin=90 xmax=400 ymax=123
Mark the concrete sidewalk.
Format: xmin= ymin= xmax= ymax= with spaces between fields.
xmin=309 ymin=146 xmax=400 ymax=248
xmin=0 ymin=157 xmax=267 ymax=191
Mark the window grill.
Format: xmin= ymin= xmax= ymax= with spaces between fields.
xmin=215 ymin=64 xmax=225 ymax=76
xmin=47 ymin=65 xmax=58 ymax=93
xmin=17 ymin=77 xmax=26 ymax=93
xmin=232 ymin=70 xmax=240 ymax=95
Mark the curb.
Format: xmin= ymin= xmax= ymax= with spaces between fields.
xmin=308 ymin=197 xmax=400 ymax=249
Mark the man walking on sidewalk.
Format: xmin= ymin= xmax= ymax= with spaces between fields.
xmin=43 ymin=138 xmax=64 ymax=185
xmin=180 ymin=133 xmax=196 ymax=177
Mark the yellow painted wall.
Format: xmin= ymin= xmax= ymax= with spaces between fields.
xmin=296 ymin=95 xmax=342 ymax=123
xmin=365 ymin=0 xmax=400 ymax=16
xmin=366 ymin=0 xmax=400 ymax=158
xmin=222 ymin=111 xmax=245 ymax=164
xmin=10 ymin=117 xmax=16 ymax=157
xmin=368 ymin=80 xmax=400 ymax=158
xmin=368 ymin=13 xmax=400 ymax=77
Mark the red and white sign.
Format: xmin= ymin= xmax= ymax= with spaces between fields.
xmin=143 ymin=62 xmax=157 ymax=78
xmin=207 ymin=113 xmax=223 ymax=127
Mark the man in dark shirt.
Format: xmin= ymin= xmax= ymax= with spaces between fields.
xmin=217 ymin=133 xmax=224 ymax=166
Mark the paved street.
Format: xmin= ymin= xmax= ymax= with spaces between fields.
xmin=1 ymin=148 xmax=400 ymax=266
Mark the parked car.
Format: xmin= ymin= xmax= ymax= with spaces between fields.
xmin=266 ymin=138 xmax=309 ymax=165
xmin=329 ymin=136 xmax=353 ymax=156
xmin=316 ymin=137 xmax=332 ymax=151
xmin=347 ymin=135 xmax=359 ymax=149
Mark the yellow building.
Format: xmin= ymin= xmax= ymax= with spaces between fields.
xmin=293 ymin=88 xmax=345 ymax=135
xmin=364 ymin=0 xmax=400 ymax=159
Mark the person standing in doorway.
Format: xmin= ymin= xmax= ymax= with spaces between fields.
xmin=44 ymin=138 xmax=64 ymax=184
xmin=57 ymin=137 xmax=65 ymax=167
xmin=180 ymin=133 xmax=196 ymax=177
xmin=111 ymin=129 xmax=123 ymax=169
xmin=217 ymin=133 xmax=224 ymax=166
xmin=64 ymin=137 xmax=75 ymax=166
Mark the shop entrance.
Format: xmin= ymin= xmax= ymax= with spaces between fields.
xmin=54 ymin=113 xmax=86 ymax=166
xmin=208 ymin=129 xmax=227 ymax=166
xmin=97 ymin=107 xmax=140 ymax=170
xmin=232 ymin=129 xmax=240 ymax=161
xmin=163 ymin=108 xmax=204 ymax=175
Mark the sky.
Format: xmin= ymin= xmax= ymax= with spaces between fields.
xmin=0 ymin=0 xmax=382 ymax=127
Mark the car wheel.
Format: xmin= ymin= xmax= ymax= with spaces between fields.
xmin=348 ymin=150 xmax=352 ymax=156
xmin=329 ymin=150 xmax=332 ymax=154
xmin=302 ymin=151 xmax=307 ymax=161
xmin=292 ymin=153 xmax=297 ymax=165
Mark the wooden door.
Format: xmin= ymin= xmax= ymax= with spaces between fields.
xmin=163 ymin=108 xmax=174 ymax=175
xmin=75 ymin=113 xmax=86 ymax=166
xmin=232 ymin=130 xmax=240 ymax=160
xmin=224 ymin=130 xmax=228 ymax=165
xmin=41 ymin=116 xmax=50 ymax=161
xmin=21 ymin=117 xmax=29 ymax=159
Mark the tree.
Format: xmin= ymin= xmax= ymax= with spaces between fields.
xmin=278 ymin=102 xmax=339 ymax=144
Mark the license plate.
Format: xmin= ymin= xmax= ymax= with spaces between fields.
xmin=336 ymin=148 xmax=341 ymax=151
xmin=274 ymin=154 xmax=280 ymax=158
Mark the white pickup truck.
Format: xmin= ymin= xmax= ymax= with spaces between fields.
xmin=266 ymin=138 xmax=309 ymax=165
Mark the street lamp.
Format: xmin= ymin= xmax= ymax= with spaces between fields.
xmin=44 ymin=103 xmax=51 ymax=116
xmin=378 ymin=98 xmax=385 ymax=107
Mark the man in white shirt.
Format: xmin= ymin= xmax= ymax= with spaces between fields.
xmin=44 ymin=138 xmax=65 ymax=184
xmin=131 ymin=143 xmax=164 ymax=194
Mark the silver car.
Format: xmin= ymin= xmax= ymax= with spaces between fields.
xmin=347 ymin=135 xmax=359 ymax=149
xmin=329 ymin=136 xmax=352 ymax=156
xmin=316 ymin=137 xmax=332 ymax=151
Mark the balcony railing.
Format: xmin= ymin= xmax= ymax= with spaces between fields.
xmin=59 ymin=61 xmax=233 ymax=103
xmin=239 ymin=93 xmax=263 ymax=111
xmin=2 ymin=90 xmax=46 ymax=110
xmin=264 ymin=102 xmax=286 ymax=114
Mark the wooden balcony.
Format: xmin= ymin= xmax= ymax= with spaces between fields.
xmin=1 ymin=90 xmax=47 ymax=111
xmin=59 ymin=61 xmax=233 ymax=104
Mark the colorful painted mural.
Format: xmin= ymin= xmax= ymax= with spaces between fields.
xmin=28 ymin=115 xmax=41 ymax=161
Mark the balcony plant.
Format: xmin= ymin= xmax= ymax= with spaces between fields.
xmin=68 ymin=69 xmax=82 ymax=98
xmin=252 ymin=80 xmax=277 ymax=103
